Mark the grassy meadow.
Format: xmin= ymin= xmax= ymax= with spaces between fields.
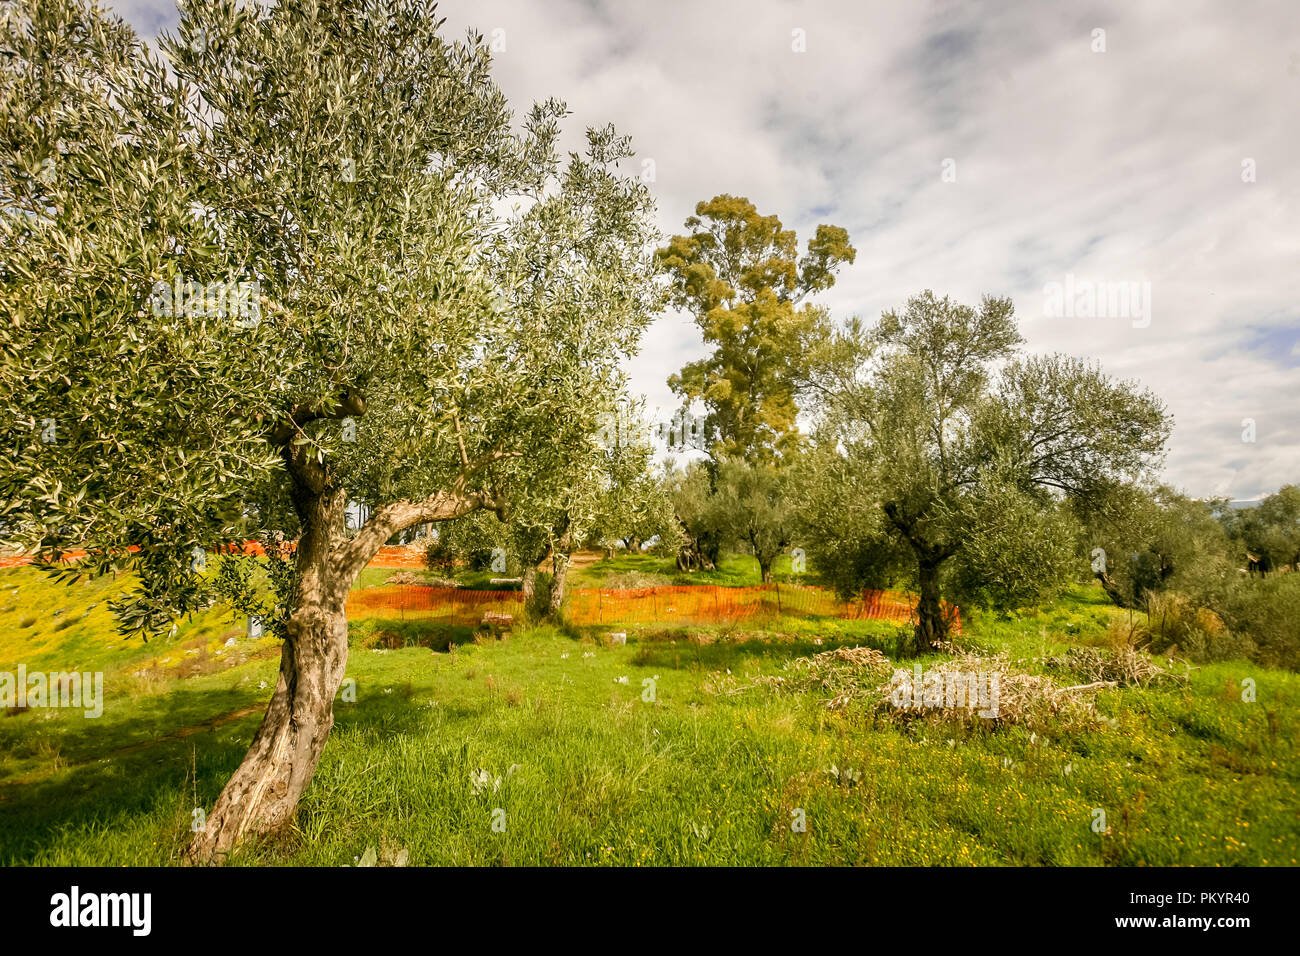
xmin=1 ymin=555 xmax=1297 ymax=866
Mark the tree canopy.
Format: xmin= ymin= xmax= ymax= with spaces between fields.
xmin=806 ymin=290 xmax=1170 ymax=649
xmin=0 ymin=0 xmax=660 ymax=859
xmin=656 ymin=194 xmax=854 ymax=461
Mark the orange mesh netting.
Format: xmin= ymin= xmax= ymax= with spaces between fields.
xmin=346 ymin=585 xmax=525 ymax=627
xmin=346 ymin=582 xmax=961 ymax=632
xmin=0 ymin=541 xmax=960 ymax=633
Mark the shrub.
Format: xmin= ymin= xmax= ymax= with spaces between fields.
xmin=524 ymin=571 xmax=555 ymax=624
xmin=1143 ymin=592 xmax=1220 ymax=656
xmin=1142 ymin=591 xmax=1256 ymax=664
xmin=423 ymin=539 xmax=455 ymax=577
xmin=1218 ymin=574 xmax=1300 ymax=670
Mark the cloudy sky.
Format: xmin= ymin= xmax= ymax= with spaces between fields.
xmin=111 ymin=0 xmax=1300 ymax=500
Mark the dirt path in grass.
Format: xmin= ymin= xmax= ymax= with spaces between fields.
xmin=537 ymin=549 xmax=605 ymax=572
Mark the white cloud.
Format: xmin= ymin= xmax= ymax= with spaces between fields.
xmin=107 ymin=0 xmax=1300 ymax=497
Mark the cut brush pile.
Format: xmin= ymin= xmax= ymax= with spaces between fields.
xmin=874 ymin=652 xmax=1103 ymax=731
xmin=754 ymin=645 xmax=892 ymax=710
xmin=760 ymin=646 xmax=1111 ymax=732
xmin=1045 ymin=645 xmax=1187 ymax=688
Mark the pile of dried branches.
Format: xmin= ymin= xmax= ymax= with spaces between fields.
xmin=754 ymin=646 xmax=892 ymax=709
xmin=751 ymin=644 xmax=1132 ymax=731
xmin=875 ymin=652 xmax=1104 ymax=729
xmin=761 ymin=645 xmax=1116 ymax=730
xmin=1046 ymin=645 xmax=1186 ymax=688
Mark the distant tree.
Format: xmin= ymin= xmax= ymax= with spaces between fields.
xmin=668 ymin=460 xmax=725 ymax=572
xmin=1081 ymin=485 xmax=1233 ymax=608
xmin=508 ymin=472 xmax=595 ymax=616
xmin=590 ymin=464 xmax=680 ymax=559
xmin=424 ymin=511 xmax=502 ymax=576
xmin=711 ymin=457 xmax=798 ymax=583
xmin=1229 ymin=485 xmax=1300 ymax=573
xmin=423 ymin=536 xmax=456 ymax=577
xmin=809 ymin=291 xmax=1170 ymax=650
xmin=505 ymin=401 xmax=676 ymax=614
xmin=656 ymin=194 xmax=855 ymax=461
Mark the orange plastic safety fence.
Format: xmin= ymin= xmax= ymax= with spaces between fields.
xmin=346 ymin=583 xmax=961 ymax=633
xmin=346 ymin=585 xmax=524 ymax=627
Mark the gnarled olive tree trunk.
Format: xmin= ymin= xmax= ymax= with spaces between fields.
xmin=548 ymin=532 xmax=572 ymax=615
xmin=1094 ymin=569 xmax=1137 ymax=609
xmin=186 ymin=476 xmax=350 ymax=862
xmin=187 ymin=442 xmax=501 ymax=863
xmin=520 ymin=538 xmax=551 ymax=603
xmin=914 ymin=557 xmax=946 ymax=651
xmin=676 ymin=522 xmax=719 ymax=572
xmin=883 ymin=502 xmax=956 ymax=655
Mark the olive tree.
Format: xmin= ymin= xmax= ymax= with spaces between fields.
xmin=585 ymin=401 xmax=680 ymax=558
xmin=810 ymin=291 xmax=1169 ymax=650
xmin=1228 ymin=485 xmax=1300 ymax=574
xmin=710 ymin=457 xmax=799 ymax=583
xmin=0 ymin=0 xmax=658 ymax=860
xmin=668 ymin=459 xmax=725 ymax=572
xmin=1081 ymin=484 xmax=1234 ymax=608
xmin=508 ymin=401 xmax=672 ymax=614
xmin=590 ymin=466 xmax=679 ymax=558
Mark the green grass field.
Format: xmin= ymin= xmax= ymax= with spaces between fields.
xmin=1 ymin=560 xmax=1296 ymax=866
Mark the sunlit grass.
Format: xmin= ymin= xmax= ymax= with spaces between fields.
xmin=1 ymin=565 xmax=1296 ymax=866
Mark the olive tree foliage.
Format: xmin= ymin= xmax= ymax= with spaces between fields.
xmin=709 ymin=457 xmax=799 ymax=583
xmin=589 ymin=465 xmax=679 ymax=557
xmin=667 ymin=458 xmax=724 ymax=572
xmin=587 ymin=403 xmax=680 ymax=558
xmin=481 ymin=160 xmax=670 ymax=610
xmin=1077 ymin=484 xmax=1300 ymax=670
xmin=805 ymin=291 xmax=1170 ymax=650
xmin=797 ymin=441 xmax=909 ymax=597
xmin=1226 ymin=484 xmax=1300 ymax=573
xmin=425 ymin=506 xmax=506 ymax=575
xmin=505 ymin=400 xmax=677 ymax=614
xmin=2 ymin=0 xmax=550 ymax=616
xmin=503 ymin=437 xmax=621 ymax=614
xmin=939 ymin=469 xmax=1081 ymax=613
xmin=1079 ymin=484 xmax=1234 ymax=609
xmin=462 ymin=120 xmax=664 ymax=613
xmin=0 ymin=0 xmax=660 ymax=860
